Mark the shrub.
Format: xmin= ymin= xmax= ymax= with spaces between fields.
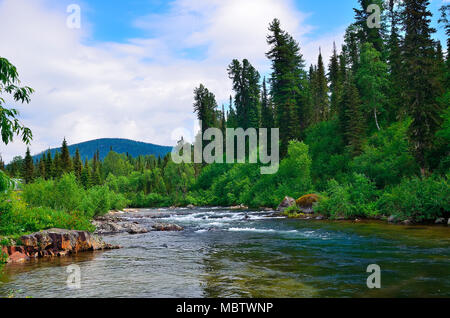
xmin=377 ymin=175 xmax=450 ymax=222
xmin=315 ymin=173 xmax=379 ymax=218
xmin=351 ymin=120 xmax=418 ymax=188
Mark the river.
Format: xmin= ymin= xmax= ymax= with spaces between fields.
xmin=1 ymin=207 xmax=449 ymax=298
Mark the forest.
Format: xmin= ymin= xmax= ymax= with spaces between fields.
xmin=1 ymin=0 xmax=449 ymax=254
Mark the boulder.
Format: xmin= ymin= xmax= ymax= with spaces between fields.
xmin=448 ymin=218 xmax=450 ymax=225
xmin=277 ymin=196 xmax=296 ymax=212
xmin=4 ymin=228 xmax=119 ymax=263
xmin=388 ymin=215 xmax=397 ymax=223
xmin=152 ymin=223 xmax=184 ymax=231
xmin=230 ymin=204 xmax=248 ymax=210
xmin=435 ymin=218 xmax=446 ymax=224
xmin=401 ymin=219 xmax=412 ymax=225
xmin=187 ymin=204 xmax=196 ymax=209
xmin=93 ymin=221 xmax=124 ymax=234
xmin=124 ymin=223 xmax=148 ymax=234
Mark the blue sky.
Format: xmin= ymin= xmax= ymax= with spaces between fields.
xmin=71 ymin=0 xmax=446 ymax=51
xmin=0 ymin=0 xmax=448 ymax=162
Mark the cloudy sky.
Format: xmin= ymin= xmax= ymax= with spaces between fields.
xmin=0 ymin=0 xmax=447 ymax=162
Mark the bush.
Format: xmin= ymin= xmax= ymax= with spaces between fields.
xmin=0 ymin=192 xmax=94 ymax=236
xmin=377 ymin=175 xmax=450 ymax=222
xmin=315 ymin=173 xmax=379 ymax=218
xmin=351 ymin=120 xmax=418 ymax=188
xmin=22 ymin=173 xmax=129 ymax=217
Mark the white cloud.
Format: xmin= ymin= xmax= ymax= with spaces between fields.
xmin=0 ymin=0 xmax=345 ymax=162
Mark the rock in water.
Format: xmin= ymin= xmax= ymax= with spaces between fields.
xmin=277 ymin=196 xmax=296 ymax=212
xmin=435 ymin=218 xmax=446 ymax=224
xmin=2 ymin=228 xmax=119 ymax=263
xmin=152 ymin=223 xmax=184 ymax=231
xmin=125 ymin=223 xmax=148 ymax=234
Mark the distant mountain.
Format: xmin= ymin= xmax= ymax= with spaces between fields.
xmin=33 ymin=138 xmax=173 ymax=161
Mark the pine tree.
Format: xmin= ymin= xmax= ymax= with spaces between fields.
xmin=45 ymin=150 xmax=53 ymax=179
xmin=80 ymin=159 xmax=91 ymax=189
xmin=38 ymin=157 xmax=46 ymax=179
xmin=23 ymin=147 xmax=34 ymax=184
xmin=401 ymin=0 xmax=444 ymax=173
xmin=53 ymin=152 xmax=63 ymax=178
xmin=387 ymin=0 xmax=404 ymax=120
xmin=328 ymin=42 xmax=340 ymax=116
xmin=260 ymin=77 xmax=274 ymax=129
xmin=342 ymin=73 xmax=366 ymax=156
xmin=314 ymin=49 xmax=330 ymax=121
xmin=227 ymin=59 xmax=261 ymax=130
xmin=73 ymin=148 xmax=82 ymax=181
xmin=60 ymin=138 xmax=72 ymax=173
xmin=354 ymin=0 xmax=386 ymax=53
xmin=193 ymin=84 xmax=218 ymax=134
xmin=266 ymin=18 xmax=306 ymax=156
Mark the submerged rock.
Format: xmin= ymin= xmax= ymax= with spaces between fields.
xmin=2 ymin=228 xmax=119 ymax=263
xmin=277 ymin=196 xmax=296 ymax=212
xmin=152 ymin=223 xmax=184 ymax=231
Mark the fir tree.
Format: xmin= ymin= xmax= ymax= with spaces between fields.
xmin=266 ymin=18 xmax=306 ymax=156
xmin=81 ymin=159 xmax=91 ymax=189
xmin=60 ymin=138 xmax=72 ymax=173
xmin=73 ymin=148 xmax=82 ymax=181
xmin=23 ymin=147 xmax=34 ymax=184
xmin=314 ymin=49 xmax=330 ymax=121
xmin=227 ymin=59 xmax=261 ymax=130
xmin=401 ymin=0 xmax=444 ymax=173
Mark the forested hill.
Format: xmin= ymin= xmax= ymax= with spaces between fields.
xmin=33 ymin=138 xmax=173 ymax=161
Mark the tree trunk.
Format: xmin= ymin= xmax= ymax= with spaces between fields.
xmin=374 ymin=107 xmax=381 ymax=131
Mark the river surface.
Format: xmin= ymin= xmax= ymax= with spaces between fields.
xmin=1 ymin=207 xmax=449 ymax=298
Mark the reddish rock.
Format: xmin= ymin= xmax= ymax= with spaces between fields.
xmin=152 ymin=223 xmax=184 ymax=231
xmin=3 ymin=228 xmax=120 ymax=263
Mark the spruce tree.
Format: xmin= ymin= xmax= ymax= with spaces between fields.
xmin=266 ymin=18 xmax=306 ymax=156
xmin=73 ymin=148 xmax=82 ymax=181
xmin=81 ymin=159 xmax=91 ymax=189
xmin=60 ymin=138 xmax=72 ymax=173
xmin=23 ymin=147 xmax=34 ymax=184
xmin=342 ymin=73 xmax=366 ymax=156
xmin=401 ymin=0 xmax=444 ymax=173
xmin=314 ymin=49 xmax=330 ymax=121
xmin=45 ymin=150 xmax=53 ymax=179
xmin=227 ymin=59 xmax=261 ymax=130
xmin=328 ymin=42 xmax=340 ymax=116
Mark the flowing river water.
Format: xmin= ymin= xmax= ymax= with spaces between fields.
xmin=1 ymin=207 xmax=449 ymax=298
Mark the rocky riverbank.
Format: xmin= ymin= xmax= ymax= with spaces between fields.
xmin=1 ymin=228 xmax=120 ymax=264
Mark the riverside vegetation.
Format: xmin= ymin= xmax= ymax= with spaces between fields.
xmin=1 ymin=1 xmax=450 ymax=263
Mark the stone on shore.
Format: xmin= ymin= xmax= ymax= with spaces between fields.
xmin=2 ymin=228 xmax=120 ymax=263
xmin=277 ymin=196 xmax=296 ymax=212
xmin=435 ymin=218 xmax=446 ymax=224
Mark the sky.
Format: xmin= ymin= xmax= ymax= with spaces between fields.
xmin=0 ymin=0 xmax=447 ymax=162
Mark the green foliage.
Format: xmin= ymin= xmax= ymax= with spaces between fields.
xmin=315 ymin=173 xmax=379 ymax=218
xmin=0 ymin=192 xmax=94 ymax=236
xmin=22 ymin=173 xmax=127 ymax=218
xmin=0 ymin=57 xmax=33 ymax=145
xmin=305 ymin=119 xmax=350 ymax=190
xmin=377 ymin=175 xmax=450 ymax=222
xmin=351 ymin=120 xmax=418 ymax=187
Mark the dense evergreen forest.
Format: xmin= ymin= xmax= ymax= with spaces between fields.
xmin=1 ymin=0 xmax=449 ymax=252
